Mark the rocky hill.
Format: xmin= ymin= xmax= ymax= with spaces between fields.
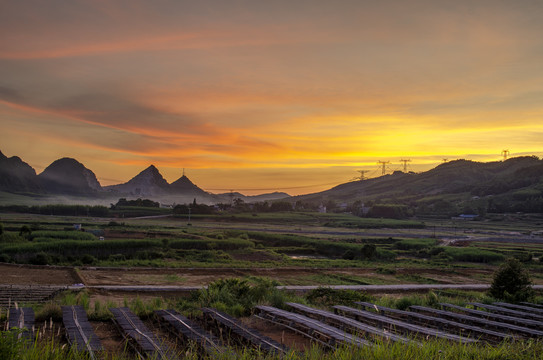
xmin=0 ymin=151 xmax=41 ymax=193
xmin=170 ymin=175 xmax=210 ymax=197
xmin=104 ymin=165 xmax=170 ymax=197
xmin=38 ymin=158 xmax=102 ymax=195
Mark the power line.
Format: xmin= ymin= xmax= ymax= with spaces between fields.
xmin=206 ymin=181 xmax=342 ymax=192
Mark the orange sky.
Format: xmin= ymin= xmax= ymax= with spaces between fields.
xmin=1 ymin=1 xmax=542 ymax=195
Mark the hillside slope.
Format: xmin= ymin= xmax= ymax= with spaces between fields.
xmin=293 ymin=157 xmax=543 ymax=215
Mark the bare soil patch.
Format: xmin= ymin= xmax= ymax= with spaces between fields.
xmin=91 ymin=320 xmax=126 ymax=355
xmin=0 ymin=264 xmax=79 ymax=285
xmin=242 ymin=316 xmax=312 ymax=351
xmin=77 ymin=266 xmax=497 ymax=287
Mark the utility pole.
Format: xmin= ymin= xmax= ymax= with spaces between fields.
xmin=229 ymin=190 xmax=234 ymax=206
xmin=400 ymin=159 xmax=411 ymax=172
xmin=377 ymin=161 xmax=390 ymax=175
xmin=501 ymin=149 xmax=510 ymax=161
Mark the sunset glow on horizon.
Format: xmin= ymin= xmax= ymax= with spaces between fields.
xmin=1 ymin=1 xmax=542 ymax=195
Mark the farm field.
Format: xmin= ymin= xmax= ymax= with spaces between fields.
xmin=1 ymin=211 xmax=543 ymax=358
xmin=1 ymin=212 xmax=543 ymax=286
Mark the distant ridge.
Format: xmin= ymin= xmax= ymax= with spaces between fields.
xmin=291 ymin=156 xmax=543 ymax=215
xmin=1 ymin=149 xmax=541 ymax=212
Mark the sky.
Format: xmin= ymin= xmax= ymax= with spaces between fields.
xmin=1 ymin=0 xmax=542 ymax=195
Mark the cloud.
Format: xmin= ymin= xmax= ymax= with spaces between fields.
xmin=0 ymin=86 xmax=24 ymax=102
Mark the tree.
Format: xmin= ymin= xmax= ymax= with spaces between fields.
xmin=0 ymin=222 xmax=3 ymax=236
xmin=19 ymin=225 xmax=31 ymax=238
xmin=361 ymin=244 xmax=377 ymax=260
xmin=488 ymin=257 xmax=534 ymax=302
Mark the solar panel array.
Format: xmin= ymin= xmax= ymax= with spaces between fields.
xmin=0 ymin=285 xmax=65 ymax=309
xmin=333 ymin=304 xmax=477 ymax=343
xmin=202 ymin=307 xmax=289 ymax=355
xmin=8 ymin=307 xmax=35 ymax=340
xmin=354 ymin=301 xmax=511 ymax=343
xmin=3 ymin=299 xmax=542 ymax=357
xmin=155 ymin=309 xmax=227 ymax=358
xmin=285 ymin=302 xmax=414 ymax=345
xmin=468 ymin=302 xmax=543 ymax=322
xmin=62 ymin=305 xmax=103 ymax=357
xmin=110 ymin=307 xmax=177 ymax=360
xmin=255 ymin=305 xmax=370 ymax=348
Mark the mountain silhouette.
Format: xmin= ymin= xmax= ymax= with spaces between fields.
xmin=170 ymin=174 xmax=210 ymax=197
xmin=38 ymin=157 xmax=102 ymax=195
xmin=104 ymin=165 xmax=170 ymax=196
xmin=0 ymin=150 xmax=41 ymax=193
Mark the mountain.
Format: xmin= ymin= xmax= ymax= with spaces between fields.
xmin=216 ymin=191 xmax=290 ymax=203
xmin=170 ymin=175 xmax=210 ymax=197
xmin=104 ymin=165 xmax=170 ymax=196
xmin=0 ymin=150 xmax=41 ymax=193
xmin=246 ymin=191 xmax=290 ymax=202
xmin=38 ymin=158 xmax=102 ymax=195
xmin=292 ymin=156 xmax=543 ymax=215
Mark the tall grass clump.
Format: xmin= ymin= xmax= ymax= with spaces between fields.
xmin=195 ymin=277 xmax=300 ymax=317
xmin=444 ymin=247 xmax=504 ymax=263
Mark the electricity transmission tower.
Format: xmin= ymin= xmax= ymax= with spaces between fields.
xmin=400 ymin=159 xmax=411 ymax=172
xmin=377 ymin=161 xmax=390 ymax=175
xmin=353 ymin=170 xmax=369 ymax=181
xmin=501 ymin=149 xmax=510 ymax=161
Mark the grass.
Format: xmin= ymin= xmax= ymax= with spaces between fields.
xmin=2 ymin=331 xmax=542 ymax=359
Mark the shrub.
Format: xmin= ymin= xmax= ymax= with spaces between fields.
xmin=444 ymin=247 xmax=504 ymax=263
xmin=81 ymin=254 xmax=97 ymax=265
xmin=488 ymin=258 xmax=534 ymax=302
xmin=195 ymin=277 xmax=288 ymax=317
xmin=19 ymin=225 xmax=31 ymax=238
xmin=361 ymin=244 xmax=376 ymax=260
xmin=306 ymin=288 xmax=373 ymax=307
xmin=109 ymin=253 xmax=126 ymax=262
xmin=35 ymin=303 xmax=62 ymax=322
xmin=30 ymin=252 xmax=51 ymax=265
